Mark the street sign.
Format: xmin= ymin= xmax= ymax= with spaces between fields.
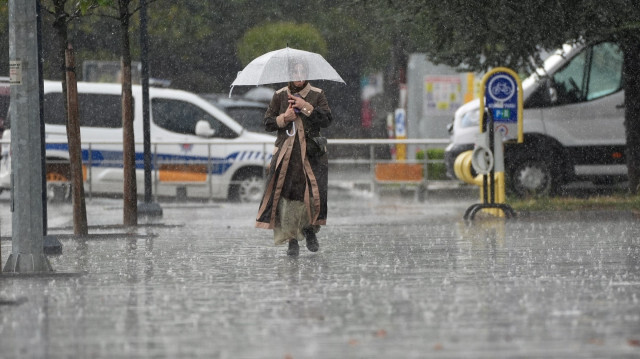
xmin=466 ymin=67 xmax=522 ymax=219
xmin=479 ymin=68 xmax=523 ymax=143
xmin=394 ymin=108 xmax=407 ymax=160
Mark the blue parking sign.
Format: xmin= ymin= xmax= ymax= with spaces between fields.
xmin=485 ymin=73 xmax=517 ymax=123
xmin=479 ymin=67 xmax=523 ymax=143
xmin=394 ymin=108 xmax=406 ymax=137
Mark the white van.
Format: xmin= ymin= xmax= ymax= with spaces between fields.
xmin=0 ymin=81 xmax=274 ymax=201
xmin=445 ymin=42 xmax=626 ymax=196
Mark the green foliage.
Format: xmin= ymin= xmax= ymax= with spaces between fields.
xmin=386 ymin=0 xmax=640 ymax=74
xmin=236 ymin=22 xmax=328 ymax=66
xmin=78 ymin=0 xmax=112 ymax=14
xmin=416 ymin=148 xmax=447 ymax=180
xmin=1 ymin=1 xmax=393 ymax=93
xmin=315 ymin=7 xmax=390 ymax=74
xmin=416 ymin=148 xmax=444 ymax=160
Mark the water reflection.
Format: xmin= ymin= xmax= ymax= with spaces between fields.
xmin=1 ymin=199 xmax=640 ymax=357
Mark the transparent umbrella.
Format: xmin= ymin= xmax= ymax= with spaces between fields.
xmin=229 ymin=47 xmax=345 ymax=96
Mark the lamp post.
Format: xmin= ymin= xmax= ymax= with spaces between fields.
xmin=138 ymin=0 xmax=162 ymax=218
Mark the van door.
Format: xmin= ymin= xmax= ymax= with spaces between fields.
xmin=541 ymin=42 xmax=626 ymax=173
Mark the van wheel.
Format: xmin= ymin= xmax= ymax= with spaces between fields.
xmin=229 ymin=170 xmax=264 ymax=202
xmin=46 ymin=172 xmax=71 ymax=203
xmin=508 ymin=159 xmax=553 ymax=197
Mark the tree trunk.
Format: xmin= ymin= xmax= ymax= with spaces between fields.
xmin=119 ymin=1 xmax=137 ymax=225
xmin=65 ymin=43 xmax=88 ymax=235
xmin=52 ymin=0 xmax=89 ymax=234
xmin=623 ymin=39 xmax=640 ymax=194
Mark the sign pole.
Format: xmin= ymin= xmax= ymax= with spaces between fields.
xmin=464 ymin=67 xmax=522 ymax=220
xmin=4 ymin=0 xmax=53 ymax=272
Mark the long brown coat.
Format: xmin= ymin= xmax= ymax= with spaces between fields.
xmin=255 ymin=83 xmax=333 ymax=229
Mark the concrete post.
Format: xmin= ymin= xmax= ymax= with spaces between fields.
xmin=4 ymin=0 xmax=52 ymax=272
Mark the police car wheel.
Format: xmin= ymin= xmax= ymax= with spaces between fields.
xmin=229 ymin=171 xmax=264 ymax=202
xmin=509 ymin=159 xmax=553 ymax=197
xmin=46 ymin=182 xmax=71 ymax=203
xmin=46 ymin=172 xmax=71 ymax=203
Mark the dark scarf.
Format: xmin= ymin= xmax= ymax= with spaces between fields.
xmin=288 ymin=81 xmax=309 ymax=94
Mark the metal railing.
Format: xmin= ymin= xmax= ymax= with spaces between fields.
xmin=2 ymin=138 xmax=451 ymax=200
xmin=327 ymin=138 xmax=451 ymax=194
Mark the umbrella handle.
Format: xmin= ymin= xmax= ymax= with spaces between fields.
xmin=286 ymin=122 xmax=296 ymax=137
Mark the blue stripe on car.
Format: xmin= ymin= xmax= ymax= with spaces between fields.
xmin=45 ymin=143 xmax=272 ymax=175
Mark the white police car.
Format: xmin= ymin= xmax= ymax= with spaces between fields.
xmin=0 ymin=81 xmax=274 ymax=202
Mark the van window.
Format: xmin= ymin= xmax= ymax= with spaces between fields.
xmin=551 ymin=42 xmax=622 ymax=106
xmin=152 ymin=98 xmax=237 ymax=138
xmin=44 ymin=93 xmax=124 ymax=128
xmin=552 ymin=50 xmax=587 ymax=105
xmin=223 ymin=107 xmax=265 ymax=133
xmin=587 ymin=42 xmax=622 ymax=100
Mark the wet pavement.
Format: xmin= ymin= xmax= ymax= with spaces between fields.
xmin=1 ymin=186 xmax=640 ymax=359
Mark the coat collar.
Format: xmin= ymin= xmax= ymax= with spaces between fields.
xmin=287 ymin=82 xmax=312 ymax=98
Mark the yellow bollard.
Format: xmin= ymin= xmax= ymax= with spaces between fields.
xmin=454 ymin=151 xmax=482 ymax=186
xmin=454 ymin=151 xmax=507 ymax=217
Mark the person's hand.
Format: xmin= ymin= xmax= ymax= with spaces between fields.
xmin=283 ymin=104 xmax=297 ymax=122
xmin=288 ymin=94 xmax=307 ymax=111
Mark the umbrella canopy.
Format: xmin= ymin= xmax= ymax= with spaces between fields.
xmin=230 ymin=47 xmax=345 ymax=95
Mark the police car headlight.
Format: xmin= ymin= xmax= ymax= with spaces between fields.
xmin=460 ymin=109 xmax=480 ymax=128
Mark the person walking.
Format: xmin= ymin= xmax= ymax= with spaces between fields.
xmin=256 ymin=59 xmax=333 ymax=256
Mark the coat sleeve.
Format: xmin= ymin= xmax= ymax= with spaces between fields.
xmin=302 ymin=91 xmax=332 ymax=131
xmin=264 ymin=93 xmax=284 ymax=132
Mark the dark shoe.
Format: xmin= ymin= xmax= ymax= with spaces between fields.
xmin=287 ymin=239 xmax=299 ymax=256
xmin=303 ymin=227 xmax=319 ymax=252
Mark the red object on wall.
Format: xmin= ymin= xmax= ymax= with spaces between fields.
xmin=361 ymin=99 xmax=373 ymax=128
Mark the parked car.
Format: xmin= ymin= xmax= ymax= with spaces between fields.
xmin=445 ymin=41 xmax=626 ymax=197
xmin=241 ymin=86 xmax=276 ymax=104
xmin=200 ymin=94 xmax=269 ymax=134
xmin=0 ymin=81 xmax=275 ymax=202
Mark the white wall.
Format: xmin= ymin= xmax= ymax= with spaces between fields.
xmin=406 ymin=54 xmax=479 ymax=157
